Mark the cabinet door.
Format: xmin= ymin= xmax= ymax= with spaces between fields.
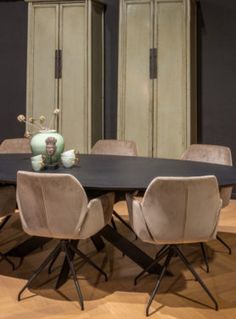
xmin=27 ymin=3 xmax=59 ymax=132
xmin=153 ymin=0 xmax=188 ymax=158
xmin=117 ymin=0 xmax=153 ymax=157
xmin=59 ymin=3 xmax=88 ymax=152
xmin=90 ymin=1 xmax=104 ymax=147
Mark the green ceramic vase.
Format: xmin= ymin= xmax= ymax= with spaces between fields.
xmin=30 ymin=130 xmax=64 ymax=167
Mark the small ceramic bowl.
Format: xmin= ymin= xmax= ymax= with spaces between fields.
xmin=31 ymin=159 xmax=44 ymax=171
xmin=61 ymin=156 xmax=76 ymax=168
xmin=61 ymin=149 xmax=76 ymax=158
xmin=31 ymin=154 xmax=45 ymax=162
xmin=31 ymin=154 xmax=45 ymax=171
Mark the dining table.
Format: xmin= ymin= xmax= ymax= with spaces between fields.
xmin=1 ymin=153 xmax=236 ymax=288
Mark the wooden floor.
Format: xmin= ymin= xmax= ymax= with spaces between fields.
xmin=1 ymin=201 xmax=236 ymax=319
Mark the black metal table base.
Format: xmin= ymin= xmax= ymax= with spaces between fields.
xmin=7 ymin=236 xmax=51 ymax=258
xmin=5 ymin=226 xmax=167 ymax=290
xmin=55 ymin=225 xmax=165 ymax=289
xmin=90 ymin=233 xmax=105 ymax=252
xmin=100 ymin=225 xmax=163 ymax=273
xmin=6 ymin=233 xmax=105 ymax=259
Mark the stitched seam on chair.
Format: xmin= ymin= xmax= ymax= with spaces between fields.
xmin=74 ymin=192 xmax=91 ymax=236
xmin=211 ymin=200 xmax=222 ymax=238
xmin=39 ymin=178 xmax=53 ymax=237
xmin=140 ymin=205 xmax=155 ymax=241
xmin=16 ymin=190 xmax=29 ymax=232
xmin=74 ymin=207 xmax=89 ymax=235
xmin=183 ymin=185 xmax=188 ymax=241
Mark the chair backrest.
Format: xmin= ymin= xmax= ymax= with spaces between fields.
xmin=181 ymin=144 xmax=232 ymax=207
xmin=91 ymin=139 xmax=138 ymax=156
xmin=0 ymin=185 xmax=16 ymax=218
xmin=16 ymin=171 xmax=106 ymax=240
xmin=0 ymin=138 xmax=31 ymax=153
xmin=127 ymin=176 xmax=222 ymax=244
xmin=0 ymin=138 xmax=28 ymax=218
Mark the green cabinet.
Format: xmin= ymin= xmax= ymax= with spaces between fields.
xmin=26 ymin=0 xmax=105 ymax=152
xmin=117 ymin=0 xmax=197 ymax=158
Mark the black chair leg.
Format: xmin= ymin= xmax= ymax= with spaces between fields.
xmin=216 ymin=234 xmax=232 ymax=255
xmin=111 ymin=217 xmax=117 ymax=230
xmin=62 ymin=241 xmax=84 ymax=311
xmin=146 ymin=249 xmax=173 ymax=316
xmin=18 ymin=242 xmax=61 ymax=301
xmin=174 ymin=245 xmax=218 ymax=311
xmin=134 ymin=245 xmax=170 ymax=286
xmin=0 ymin=251 xmax=15 ymax=270
xmin=200 ymin=243 xmax=209 ymax=273
xmin=16 ymin=257 xmax=24 ymax=269
xmin=48 ymin=245 xmax=62 ymax=274
xmin=155 ymin=245 xmax=169 ymax=259
xmin=112 ymin=210 xmax=138 ymax=240
xmin=0 ymin=215 xmax=11 ymax=231
xmin=69 ymin=243 xmax=107 ymax=281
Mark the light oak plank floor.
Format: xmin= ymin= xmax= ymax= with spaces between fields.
xmin=0 ymin=200 xmax=236 ymax=319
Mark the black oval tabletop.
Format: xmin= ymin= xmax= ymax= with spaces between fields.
xmin=1 ymin=153 xmax=236 ymax=191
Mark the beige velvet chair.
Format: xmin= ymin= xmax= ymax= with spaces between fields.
xmin=0 ymin=185 xmax=16 ymax=269
xmin=91 ymin=139 xmax=138 ymax=156
xmin=0 ymin=186 xmax=16 ymax=226
xmin=126 ymin=176 xmax=222 ymax=315
xmin=0 ymin=138 xmax=31 ymax=153
xmin=91 ymin=139 xmax=138 ymax=237
xmin=0 ymin=137 xmax=31 ymax=234
xmin=181 ymin=144 xmax=233 ymax=271
xmin=16 ymin=171 xmax=114 ymax=310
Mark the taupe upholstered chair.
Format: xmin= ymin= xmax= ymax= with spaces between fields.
xmin=0 ymin=137 xmax=31 ymax=232
xmin=126 ymin=176 xmax=222 ymax=315
xmin=0 ymin=185 xmax=16 ymax=269
xmin=0 ymin=138 xmax=31 ymax=153
xmin=16 ymin=171 xmax=114 ymax=310
xmin=181 ymin=144 xmax=233 ymax=271
xmin=0 ymin=185 xmax=16 ymax=230
xmin=91 ymin=139 xmax=138 ymax=157
xmin=91 ymin=139 xmax=138 ymax=237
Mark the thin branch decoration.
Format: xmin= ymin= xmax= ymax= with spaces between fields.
xmin=17 ymin=109 xmax=60 ymax=137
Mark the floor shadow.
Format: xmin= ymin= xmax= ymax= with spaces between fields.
xmin=1 ymin=214 xmax=236 ymax=312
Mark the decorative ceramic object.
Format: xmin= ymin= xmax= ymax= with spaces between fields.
xmin=61 ymin=150 xmax=79 ymax=168
xmin=61 ymin=156 xmax=76 ymax=168
xmin=61 ymin=149 xmax=76 ymax=158
xmin=30 ymin=130 xmax=64 ymax=167
xmin=31 ymin=154 xmax=46 ymax=171
xmin=31 ymin=154 xmax=45 ymax=162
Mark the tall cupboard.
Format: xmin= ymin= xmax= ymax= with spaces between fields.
xmin=25 ymin=0 xmax=105 ymax=152
xmin=117 ymin=0 xmax=197 ymax=158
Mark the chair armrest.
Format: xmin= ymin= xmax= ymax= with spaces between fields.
xmin=79 ymin=192 xmax=115 ymax=239
xmin=0 ymin=185 xmax=16 ymax=218
xmin=126 ymin=192 xmax=141 ymax=227
xmin=96 ymin=192 xmax=115 ymax=224
xmin=126 ymin=192 xmax=153 ymax=242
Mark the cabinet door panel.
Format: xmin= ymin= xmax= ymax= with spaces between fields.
xmin=153 ymin=0 xmax=187 ymax=158
xmin=118 ymin=0 xmax=153 ymax=157
xmin=91 ymin=2 xmax=104 ymax=147
xmin=59 ymin=3 xmax=87 ymax=152
xmin=27 ymin=4 xmax=59 ymax=132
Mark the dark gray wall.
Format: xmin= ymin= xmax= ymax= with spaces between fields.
xmin=1 ymin=0 xmax=236 ymax=164
xmin=0 ymin=1 xmax=27 ymax=141
xmin=198 ymin=0 xmax=236 ymax=165
xmin=0 ymin=0 xmax=119 ymax=141
xmin=103 ymin=0 xmax=119 ymax=138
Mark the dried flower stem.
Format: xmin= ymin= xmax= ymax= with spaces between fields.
xmin=47 ymin=109 xmax=60 ymax=131
xmin=24 ymin=120 xmax=44 ymax=130
xmin=17 ymin=109 xmax=60 ymax=133
xmin=47 ymin=116 xmax=55 ymax=131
